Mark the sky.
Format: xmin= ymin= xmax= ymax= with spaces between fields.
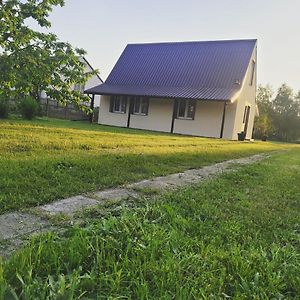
xmin=35 ymin=0 xmax=300 ymax=92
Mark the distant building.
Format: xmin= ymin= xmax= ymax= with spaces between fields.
xmin=41 ymin=57 xmax=103 ymax=120
xmin=86 ymin=39 xmax=257 ymax=139
xmin=41 ymin=57 xmax=102 ymax=106
xmin=78 ymin=57 xmax=103 ymax=107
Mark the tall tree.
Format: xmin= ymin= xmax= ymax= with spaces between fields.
xmin=272 ymin=84 xmax=300 ymax=141
xmin=254 ymin=85 xmax=274 ymax=138
xmin=0 ymin=0 xmax=96 ymax=109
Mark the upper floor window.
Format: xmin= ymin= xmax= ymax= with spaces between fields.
xmin=132 ymin=97 xmax=149 ymax=115
xmin=109 ymin=95 xmax=127 ymax=113
xmin=177 ymin=99 xmax=196 ymax=120
xmin=250 ymin=60 xmax=255 ymax=86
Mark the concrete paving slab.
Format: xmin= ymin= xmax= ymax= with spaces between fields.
xmin=0 ymin=212 xmax=49 ymax=240
xmin=93 ymin=188 xmax=139 ymax=201
xmin=128 ymin=178 xmax=170 ymax=190
xmin=39 ymin=195 xmax=99 ymax=216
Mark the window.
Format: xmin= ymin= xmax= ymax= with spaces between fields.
xmin=109 ymin=95 xmax=127 ymax=113
xmin=132 ymin=97 xmax=149 ymax=115
xmin=250 ymin=60 xmax=255 ymax=86
xmin=176 ymin=99 xmax=196 ymax=119
xmin=74 ymin=83 xmax=85 ymax=93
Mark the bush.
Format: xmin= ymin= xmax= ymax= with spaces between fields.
xmin=19 ymin=97 xmax=38 ymax=120
xmin=0 ymin=97 xmax=9 ymax=119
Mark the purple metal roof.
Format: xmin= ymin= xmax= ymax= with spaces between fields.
xmin=86 ymin=39 xmax=257 ymax=101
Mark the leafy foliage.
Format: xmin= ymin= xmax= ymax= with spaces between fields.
xmin=0 ymin=0 xmax=96 ymax=109
xmin=272 ymin=84 xmax=300 ymax=141
xmin=19 ymin=96 xmax=38 ymax=119
xmin=255 ymin=84 xmax=300 ymax=141
xmin=254 ymin=85 xmax=274 ymax=137
xmin=0 ymin=95 xmax=9 ymax=118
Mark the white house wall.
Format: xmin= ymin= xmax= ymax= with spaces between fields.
xmin=98 ymin=96 xmax=230 ymax=138
xmin=231 ymin=46 xmax=257 ymax=139
xmin=82 ymin=60 xmax=102 ymax=107
xmin=222 ymin=101 xmax=238 ymax=140
xmin=98 ymin=95 xmax=128 ymax=127
xmin=85 ymin=74 xmax=101 ymax=107
xmin=130 ymin=98 xmax=173 ymax=132
xmin=173 ymin=101 xmax=224 ymax=138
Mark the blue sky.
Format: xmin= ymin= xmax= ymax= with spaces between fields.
xmin=39 ymin=0 xmax=300 ymax=92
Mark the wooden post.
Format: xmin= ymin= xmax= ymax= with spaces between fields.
xmin=46 ymin=98 xmax=49 ymax=118
xmin=127 ymin=97 xmax=134 ymax=128
xmin=170 ymin=99 xmax=178 ymax=133
xmin=89 ymin=94 xmax=95 ymax=123
xmin=220 ymin=102 xmax=227 ymax=138
xmin=65 ymin=103 xmax=68 ymax=119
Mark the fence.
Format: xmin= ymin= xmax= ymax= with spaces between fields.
xmin=40 ymin=98 xmax=90 ymax=121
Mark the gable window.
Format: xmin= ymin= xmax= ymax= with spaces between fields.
xmin=250 ymin=60 xmax=255 ymax=86
xmin=177 ymin=99 xmax=196 ymax=120
xmin=109 ymin=95 xmax=127 ymax=113
xmin=132 ymin=97 xmax=149 ymax=115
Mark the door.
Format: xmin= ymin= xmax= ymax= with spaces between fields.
xmin=243 ymin=106 xmax=251 ymax=136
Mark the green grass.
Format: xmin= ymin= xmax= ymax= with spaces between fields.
xmin=0 ymin=117 xmax=292 ymax=213
xmin=1 ymin=149 xmax=300 ymax=299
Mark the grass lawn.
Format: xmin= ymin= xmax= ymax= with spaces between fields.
xmin=1 ymin=149 xmax=300 ymax=298
xmin=0 ymin=117 xmax=293 ymax=214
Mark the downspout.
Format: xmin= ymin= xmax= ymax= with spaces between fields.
xmin=220 ymin=101 xmax=228 ymax=138
xmin=170 ymin=99 xmax=178 ymax=133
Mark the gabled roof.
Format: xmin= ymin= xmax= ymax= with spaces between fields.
xmin=85 ymin=39 xmax=257 ymax=101
xmin=81 ymin=57 xmax=103 ymax=83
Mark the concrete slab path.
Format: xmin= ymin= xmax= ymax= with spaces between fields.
xmin=0 ymin=153 xmax=270 ymax=259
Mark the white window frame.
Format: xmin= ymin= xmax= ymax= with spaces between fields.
xmin=133 ymin=97 xmax=149 ymax=115
xmin=177 ymin=99 xmax=196 ymax=120
xmin=112 ymin=96 xmax=127 ymax=113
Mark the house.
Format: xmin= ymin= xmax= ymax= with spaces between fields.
xmin=40 ymin=57 xmax=103 ymax=120
xmin=85 ymin=39 xmax=257 ymax=139
xmin=76 ymin=57 xmax=103 ymax=108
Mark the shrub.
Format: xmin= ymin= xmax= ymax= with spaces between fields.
xmin=19 ymin=97 xmax=38 ymax=120
xmin=0 ymin=97 xmax=9 ymax=119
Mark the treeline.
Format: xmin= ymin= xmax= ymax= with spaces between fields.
xmin=254 ymin=84 xmax=300 ymax=142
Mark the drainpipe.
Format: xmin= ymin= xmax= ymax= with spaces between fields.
xmin=220 ymin=101 xmax=228 ymax=138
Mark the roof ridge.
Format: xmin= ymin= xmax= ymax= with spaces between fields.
xmin=127 ymin=39 xmax=257 ymax=46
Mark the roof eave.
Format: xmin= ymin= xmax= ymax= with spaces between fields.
xmin=84 ymin=89 xmax=230 ymax=102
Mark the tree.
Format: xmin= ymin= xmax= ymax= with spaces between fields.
xmin=272 ymin=84 xmax=300 ymax=141
xmin=0 ymin=0 xmax=96 ymax=110
xmin=255 ymin=84 xmax=300 ymax=141
xmin=254 ymin=85 xmax=274 ymax=138
xmin=295 ymin=90 xmax=300 ymax=116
